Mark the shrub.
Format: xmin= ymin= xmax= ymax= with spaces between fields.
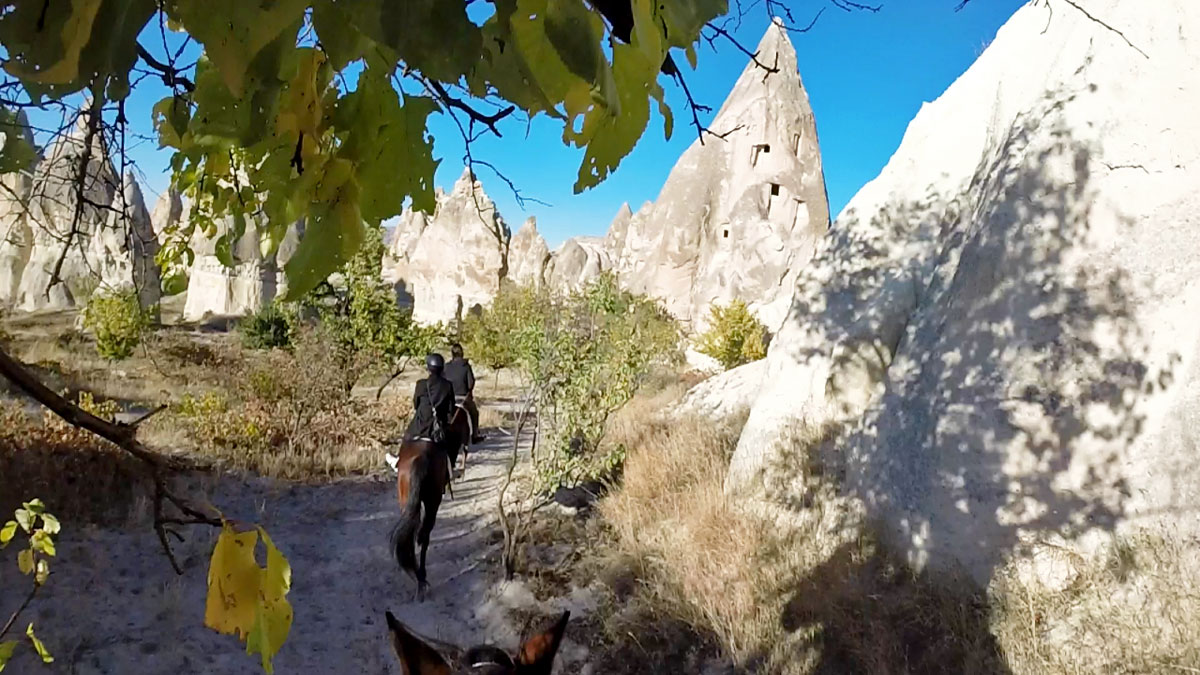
xmin=469 ymin=274 xmax=682 ymax=490
xmin=240 ymin=302 xmax=296 ymax=350
xmin=81 ymin=289 xmax=152 ymax=360
xmin=171 ymin=327 xmax=411 ymax=478
xmin=695 ymin=299 xmax=768 ymax=370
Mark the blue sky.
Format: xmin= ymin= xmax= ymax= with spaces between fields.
xmin=31 ymin=1 xmax=1027 ymax=248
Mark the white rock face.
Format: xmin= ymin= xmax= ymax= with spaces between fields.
xmin=727 ymin=0 xmax=1200 ymax=584
xmin=545 ymin=236 xmax=611 ymax=292
xmin=600 ymin=18 xmax=829 ymax=330
xmin=0 ymin=127 xmax=33 ymax=307
xmin=180 ymin=210 xmax=280 ymax=322
xmin=508 ymin=217 xmax=550 ymax=288
xmin=382 ymin=168 xmax=509 ymax=324
xmin=681 ymin=358 xmax=767 ymax=422
xmin=3 ymin=114 xmax=160 ymax=312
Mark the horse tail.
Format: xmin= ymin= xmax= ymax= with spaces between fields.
xmin=391 ymin=451 xmax=429 ymax=577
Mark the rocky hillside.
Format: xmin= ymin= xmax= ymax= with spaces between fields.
xmin=711 ymin=0 xmax=1200 ymax=584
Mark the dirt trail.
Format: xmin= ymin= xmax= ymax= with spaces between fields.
xmin=13 ymin=423 xmax=581 ymax=674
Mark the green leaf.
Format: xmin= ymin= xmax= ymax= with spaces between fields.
xmin=151 ymin=96 xmax=191 ymax=149
xmin=22 ymin=500 xmax=45 ymax=515
xmin=659 ymin=0 xmax=727 ymax=49
xmin=0 ymin=521 xmax=16 ymax=546
xmin=164 ymin=0 xmax=308 ymax=97
xmin=0 ymin=640 xmax=16 ymax=671
xmin=544 ymin=0 xmax=605 ymax=83
xmin=281 ymin=158 xmax=365 ymax=300
xmin=30 ymin=531 xmax=56 ymax=557
xmin=0 ymin=0 xmax=104 ymax=85
xmin=14 ymin=509 xmax=32 ymax=533
xmin=39 ymin=514 xmax=60 ymax=536
xmin=312 ymin=0 xmax=372 ymax=71
xmin=18 ymin=549 xmax=34 ymax=575
xmin=25 ymin=624 xmax=52 ymax=665
xmin=0 ymin=109 xmax=36 ymax=175
xmin=334 ymin=68 xmax=439 ymax=223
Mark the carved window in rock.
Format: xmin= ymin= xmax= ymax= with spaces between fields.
xmin=750 ymin=143 xmax=771 ymax=167
xmin=793 ymin=199 xmax=808 ymax=231
xmin=765 ymin=182 xmax=781 ymax=215
xmin=792 ymin=132 xmax=802 ymax=155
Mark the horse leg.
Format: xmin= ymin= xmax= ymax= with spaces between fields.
xmin=415 ymin=491 xmax=442 ymax=602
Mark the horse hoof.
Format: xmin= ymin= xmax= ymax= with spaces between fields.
xmin=417 ymin=581 xmax=430 ymax=603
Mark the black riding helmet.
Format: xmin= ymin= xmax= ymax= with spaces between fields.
xmin=425 ymin=352 xmax=445 ymax=373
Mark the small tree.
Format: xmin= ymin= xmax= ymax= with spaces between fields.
xmin=82 ymin=289 xmax=153 ymax=361
xmin=695 ymin=299 xmax=768 ymax=370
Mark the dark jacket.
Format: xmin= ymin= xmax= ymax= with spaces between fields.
xmin=443 ymin=357 xmax=476 ymax=398
xmin=406 ymin=375 xmax=455 ymax=441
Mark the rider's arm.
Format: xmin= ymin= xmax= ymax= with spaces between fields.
xmin=466 ymin=362 xmax=476 ymax=393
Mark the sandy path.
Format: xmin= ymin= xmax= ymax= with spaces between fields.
xmin=12 ymin=427 xmax=550 ymax=674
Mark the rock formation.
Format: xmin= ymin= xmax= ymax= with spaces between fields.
xmin=598 ymin=18 xmax=829 ymax=330
xmin=545 ymin=236 xmax=611 ymax=292
xmin=1 ymin=113 xmax=160 ymax=313
xmin=0 ymin=118 xmax=33 ymax=307
xmin=724 ymin=0 xmax=1200 ymax=584
xmin=508 ymin=217 xmax=550 ymax=288
xmin=382 ymin=168 xmax=510 ymax=324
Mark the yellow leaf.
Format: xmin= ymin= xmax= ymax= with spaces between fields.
xmin=35 ymin=559 xmax=50 ymax=586
xmin=17 ymin=549 xmax=33 ymax=575
xmin=0 ymin=521 xmax=16 ymax=546
xmin=0 ymin=640 xmax=16 ymax=670
xmin=25 ymin=624 xmax=52 ymax=664
xmin=204 ymin=522 xmax=293 ymax=674
xmin=205 ymin=524 xmax=261 ymax=638
xmin=245 ymin=528 xmax=293 ymax=673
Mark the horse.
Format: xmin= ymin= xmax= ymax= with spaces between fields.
xmin=390 ymin=437 xmax=451 ymax=601
xmin=386 ymin=609 xmax=569 ymax=675
xmin=446 ymin=402 xmax=473 ymax=477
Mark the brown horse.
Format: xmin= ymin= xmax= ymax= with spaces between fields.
xmin=386 ymin=609 xmax=569 ymax=675
xmin=390 ymin=436 xmax=451 ymax=600
xmin=390 ymin=404 xmax=473 ymax=600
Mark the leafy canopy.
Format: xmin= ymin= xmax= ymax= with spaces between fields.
xmin=0 ymin=0 xmax=729 ymax=300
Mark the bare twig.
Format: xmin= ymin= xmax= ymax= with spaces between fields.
xmin=0 ymin=583 xmax=38 ymax=641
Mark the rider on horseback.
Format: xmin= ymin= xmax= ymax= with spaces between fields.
xmin=386 ymin=353 xmax=455 ymax=472
xmin=443 ymin=343 xmax=485 ymax=445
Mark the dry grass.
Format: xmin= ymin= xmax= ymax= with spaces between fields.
xmin=0 ymin=399 xmax=152 ymax=523
xmin=991 ymin=530 xmax=1200 ymax=673
xmin=599 ymin=408 xmax=1004 ymax=674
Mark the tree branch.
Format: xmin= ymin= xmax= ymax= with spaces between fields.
xmin=426 ymin=78 xmax=515 ymax=138
xmin=135 ymin=43 xmax=196 ymax=92
xmin=0 ymin=346 xmax=221 ymax=574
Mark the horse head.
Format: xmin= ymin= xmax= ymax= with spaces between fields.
xmin=386 ymin=610 xmax=569 ymax=675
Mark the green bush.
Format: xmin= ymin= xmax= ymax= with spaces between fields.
xmin=82 ymin=289 xmax=152 ymax=361
xmin=695 ymin=299 xmax=768 ymax=370
xmin=240 ymin=303 xmax=296 ymax=350
xmin=470 ymin=274 xmax=682 ymax=490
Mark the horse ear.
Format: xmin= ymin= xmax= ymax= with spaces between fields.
xmin=386 ymin=611 xmax=452 ymax=675
xmin=515 ymin=611 xmax=570 ymax=674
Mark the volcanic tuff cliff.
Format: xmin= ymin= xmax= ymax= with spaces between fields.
xmin=0 ymin=112 xmax=160 ymax=313
xmin=711 ymin=0 xmax=1200 ymax=584
xmin=433 ymin=18 xmax=830 ymax=330
xmin=382 ymin=168 xmax=510 ymax=324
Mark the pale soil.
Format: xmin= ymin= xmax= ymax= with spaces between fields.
xmin=5 ymin=417 xmax=594 ymax=674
